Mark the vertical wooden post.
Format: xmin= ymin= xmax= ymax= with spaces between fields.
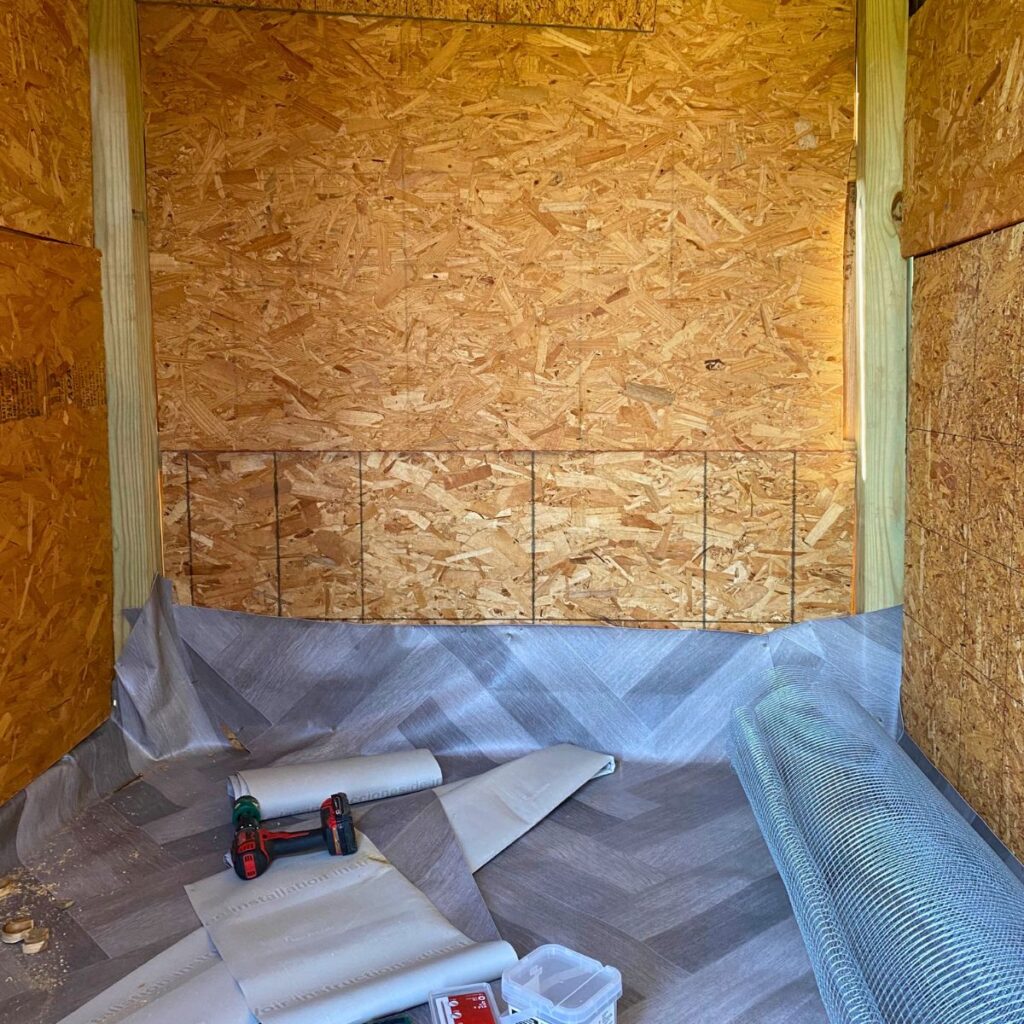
xmin=855 ymin=0 xmax=909 ymax=611
xmin=90 ymin=0 xmax=162 ymax=651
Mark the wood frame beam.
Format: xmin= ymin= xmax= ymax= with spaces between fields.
xmin=90 ymin=0 xmax=162 ymax=650
xmin=855 ymin=0 xmax=909 ymax=611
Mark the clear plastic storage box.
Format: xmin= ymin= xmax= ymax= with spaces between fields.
xmin=501 ymin=945 xmax=622 ymax=1024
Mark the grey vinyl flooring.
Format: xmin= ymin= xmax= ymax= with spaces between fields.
xmin=0 ymin=592 xmax=905 ymax=1024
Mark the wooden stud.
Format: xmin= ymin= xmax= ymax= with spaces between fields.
xmin=91 ymin=0 xmax=163 ymax=650
xmin=855 ymin=0 xmax=908 ymax=611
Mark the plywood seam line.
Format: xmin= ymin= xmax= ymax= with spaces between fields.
xmin=701 ymin=452 xmax=708 ymax=629
xmin=530 ymin=450 xmax=537 ymax=623
xmin=0 ymin=224 xmax=90 ymax=250
xmin=273 ymin=452 xmax=283 ymax=616
xmin=854 ymin=0 xmax=908 ymax=612
xmin=91 ymin=0 xmax=163 ymax=652
xmin=357 ymin=450 xmax=367 ymax=623
xmin=790 ymin=451 xmax=797 ymax=624
xmin=184 ymin=451 xmax=196 ymax=606
xmin=133 ymin=0 xmax=659 ymax=33
xmin=156 ymin=447 xmax=853 ymax=456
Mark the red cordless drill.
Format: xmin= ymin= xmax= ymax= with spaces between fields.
xmin=230 ymin=793 xmax=358 ymax=881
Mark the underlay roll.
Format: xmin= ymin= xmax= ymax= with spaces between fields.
xmin=58 ymin=744 xmax=613 ymax=1024
xmin=227 ymin=748 xmax=443 ymax=818
xmin=187 ymin=833 xmax=517 ymax=1024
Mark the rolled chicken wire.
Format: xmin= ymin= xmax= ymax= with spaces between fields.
xmin=730 ymin=677 xmax=1024 ymax=1024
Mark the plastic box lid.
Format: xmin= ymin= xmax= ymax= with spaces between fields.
xmin=501 ymin=945 xmax=622 ymax=1024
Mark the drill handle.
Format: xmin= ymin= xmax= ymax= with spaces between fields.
xmin=264 ymin=828 xmax=324 ymax=855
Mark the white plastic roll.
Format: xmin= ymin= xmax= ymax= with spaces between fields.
xmin=226 ymin=749 xmax=442 ymax=818
xmin=437 ymin=743 xmax=616 ymax=871
xmin=186 ymin=834 xmax=517 ymax=1024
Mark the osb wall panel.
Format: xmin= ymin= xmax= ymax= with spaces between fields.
xmin=141 ymin=0 xmax=657 ymax=32
xmin=903 ymin=221 xmax=1024 ymax=858
xmin=0 ymin=0 xmax=93 ymax=246
xmin=278 ymin=453 xmax=361 ymax=620
xmin=187 ymin=453 xmax=279 ymax=614
xmin=143 ymin=0 xmax=857 ymax=628
xmin=361 ymin=452 xmax=533 ymax=620
xmin=903 ymin=0 xmax=1024 ymax=257
xmin=706 ymin=453 xmax=795 ymax=624
xmin=142 ymin=0 xmax=853 ymax=453
xmin=0 ymin=235 xmax=110 ymax=804
xmin=795 ymin=451 xmax=856 ymax=620
xmin=160 ymin=451 xmax=192 ymax=606
xmin=534 ymin=452 xmax=704 ymax=623
xmin=163 ymin=447 xmax=856 ymax=628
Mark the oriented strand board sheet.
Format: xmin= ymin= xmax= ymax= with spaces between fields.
xmin=1005 ymin=690 xmax=1024 ymax=858
xmin=0 ymin=0 xmax=93 ymax=246
xmin=705 ymin=452 xmax=795 ymax=624
xmin=901 ymin=615 xmax=964 ymax=785
xmin=966 ymin=439 xmax=1016 ymax=567
xmin=909 ymin=225 xmax=1024 ymax=442
xmin=0 ymin=234 xmax=111 ymax=804
xmin=904 ymin=221 xmax=1024 ymax=855
xmin=160 ymin=451 xmax=193 ymax=605
xmin=534 ymin=452 xmax=704 ymax=622
xmin=905 ymin=428 xmax=971 ymax=543
xmin=907 ymin=241 xmax=980 ymax=438
xmin=144 ymin=9 xmax=408 ymax=452
xmin=143 ymin=0 xmax=854 ymax=453
xmin=142 ymin=0 xmax=657 ymax=31
xmin=903 ymin=0 xmax=1024 ymax=256
xmin=794 ymin=451 xmax=855 ymax=619
xmin=187 ymin=453 xmax=279 ymax=614
xmin=963 ymin=550 xmax=1011 ymax=686
xmin=361 ymin=452 xmax=533 ymax=619
xmin=278 ymin=452 xmax=362 ymax=619
xmin=958 ymin=664 xmax=1009 ymax=830
xmin=161 ymin=446 xmax=856 ymax=627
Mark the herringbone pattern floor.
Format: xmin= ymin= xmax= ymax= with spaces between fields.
xmin=0 ymin=588 xmax=903 ymax=1024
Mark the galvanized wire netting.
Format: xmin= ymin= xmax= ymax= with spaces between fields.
xmin=731 ymin=678 xmax=1024 ymax=1024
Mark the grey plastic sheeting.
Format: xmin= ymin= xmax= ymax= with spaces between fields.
xmin=0 ymin=580 xmax=904 ymax=1024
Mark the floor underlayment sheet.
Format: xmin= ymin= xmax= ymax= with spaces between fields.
xmin=0 ymin=582 xmax=906 ymax=1024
